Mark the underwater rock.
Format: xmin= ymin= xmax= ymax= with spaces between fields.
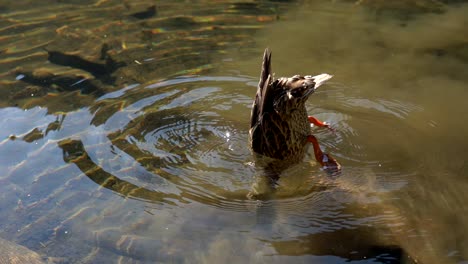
xmin=14 ymin=70 xmax=103 ymax=96
xmin=130 ymin=5 xmax=157 ymax=20
xmin=47 ymin=50 xmax=126 ymax=83
xmin=0 ymin=237 xmax=46 ymax=264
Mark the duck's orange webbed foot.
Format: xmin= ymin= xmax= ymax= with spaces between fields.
xmin=307 ymin=135 xmax=341 ymax=175
xmin=308 ymin=116 xmax=336 ymax=133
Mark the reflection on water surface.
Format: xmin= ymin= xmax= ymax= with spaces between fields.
xmin=1 ymin=0 xmax=468 ymax=263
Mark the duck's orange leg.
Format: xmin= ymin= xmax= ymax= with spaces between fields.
xmin=308 ymin=116 xmax=335 ymax=132
xmin=307 ymin=135 xmax=341 ymax=174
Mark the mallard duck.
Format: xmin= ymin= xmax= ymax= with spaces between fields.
xmin=249 ymin=48 xmax=340 ymax=172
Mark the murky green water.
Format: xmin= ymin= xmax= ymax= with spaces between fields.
xmin=1 ymin=0 xmax=467 ymax=263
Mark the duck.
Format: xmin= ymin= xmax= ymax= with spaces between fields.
xmin=249 ymin=48 xmax=340 ymax=174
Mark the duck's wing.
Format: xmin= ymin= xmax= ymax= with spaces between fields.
xmin=250 ymin=109 xmax=277 ymax=156
xmin=250 ymin=49 xmax=284 ymax=156
xmin=250 ymin=48 xmax=273 ymax=129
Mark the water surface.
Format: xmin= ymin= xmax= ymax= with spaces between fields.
xmin=0 ymin=1 xmax=467 ymax=263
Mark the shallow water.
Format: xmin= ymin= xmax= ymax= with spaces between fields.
xmin=1 ymin=0 xmax=468 ymax=263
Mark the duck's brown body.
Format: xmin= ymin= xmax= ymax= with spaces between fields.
xmin=249 ymin=48 xmax=333 ymax=164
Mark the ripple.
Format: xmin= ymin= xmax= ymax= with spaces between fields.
xmin=85 ymin=75 xmax=257 ymax=211
xmin=309 ymin=82 xmax=424 ymax=173
xmin=1 ymin=74 xmax=422 ymax=217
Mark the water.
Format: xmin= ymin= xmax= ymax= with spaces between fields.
xmin=1 ymin=1 xmax=467 ymax=263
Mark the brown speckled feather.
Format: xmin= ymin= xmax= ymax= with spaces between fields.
xmin=249 ymin=48 xmax=333 ymax=162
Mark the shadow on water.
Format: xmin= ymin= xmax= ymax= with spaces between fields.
xmin=0 ymin=0 xmax=468 ymax=263
xmin=58 ymin=139 xmax=184 ymax=206
xmin=268 ymin=227 xmax=416 ymax=264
